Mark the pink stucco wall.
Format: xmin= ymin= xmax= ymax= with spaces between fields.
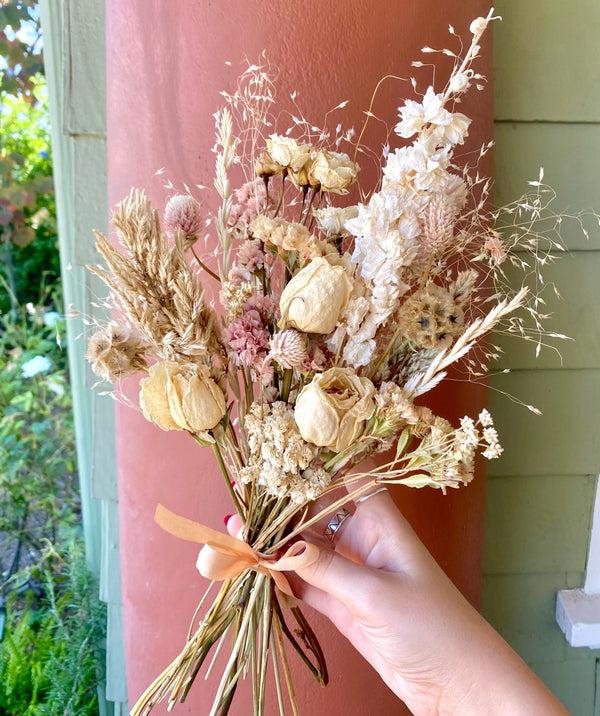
xmin=106 ymin=1 xmax=492 ymax=713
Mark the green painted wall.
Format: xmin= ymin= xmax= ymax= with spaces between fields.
xmin=483 ymin=3 xmax=600 ymax=714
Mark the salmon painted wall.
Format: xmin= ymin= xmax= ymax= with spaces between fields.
xmin=105 ymin=1 xmax=492 ymax=713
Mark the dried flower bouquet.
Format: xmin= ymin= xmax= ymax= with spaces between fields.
xmin=85 ymin=9 xmax=592 ymax=715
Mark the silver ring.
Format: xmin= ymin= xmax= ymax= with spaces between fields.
xmin=356 ymin=486 xmax=389 ymax=505
xmin=324 ymin=508 xmax=352 ymax=544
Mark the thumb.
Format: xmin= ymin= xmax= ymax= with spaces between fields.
xmin=225 ymin=513 xmax=244 ymax=538
xmin=295 ymin=543 xmax=378 ymax=615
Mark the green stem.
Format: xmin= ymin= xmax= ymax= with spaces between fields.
xmin=201 ymin=432 xmax=244 ymax=516
xmin=280 ymin=369 xmax=293 ymax=403
xmin=272 ymin=596 xmax=325 ymax=684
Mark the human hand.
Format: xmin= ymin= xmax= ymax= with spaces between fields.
xmin=229 ymin=489 xmax=567 ymax=716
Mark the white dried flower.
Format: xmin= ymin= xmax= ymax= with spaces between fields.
xmin=449 ymin=71 xmax=472 ymax=94
xmin=279 ymin=257 xmax=353 ymax=334
xmin=470 ymin=16 xmax=489 ymax=35
xmin=250 ymin=215 xmax=335 ymax=263
xmin=294 ymin=367 xmax=376 ymax=452
xmin=482 ymin=426 xmax=503 ymax=459
xmin=239 ymin=401 xmax=329 ymax=503
xmin=395 ymin=87 xmax=471 ymax=146
xmin=342 ymin=191 xmax=420 ymax=365
xmin=308 ymin=150 xmax=359 ymax=194
xmin=478 ymin=408 xmax=493 ymax=427
xmin=267 ymin=135 xmax=313 ymax=171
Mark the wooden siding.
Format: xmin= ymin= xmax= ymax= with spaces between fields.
xmin=39 ymin=1 xmax=127 ymax=711
xmin=484 ymin=3 xmax=600 ymax=713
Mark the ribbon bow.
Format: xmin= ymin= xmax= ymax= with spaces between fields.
xmin=154 ymin=504 xmax=318 ymax=596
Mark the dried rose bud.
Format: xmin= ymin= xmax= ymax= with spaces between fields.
xmin=279 ymin=257 xmax=353 ymax=334
xmin=139 ymin=361 xmax=226 ymax=433
xmin=164 ymin=194 xmax=203 ymax=237
xmin=294 ymin=367 xmax=376 ymax=452
xmin=269 ymin=329 xmax=308 ymax=369
xmin=86 ymin=325 xmax=147 ymax=382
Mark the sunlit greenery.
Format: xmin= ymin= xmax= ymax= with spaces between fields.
xmin=1 ymin=2 xmax=106 ymax=711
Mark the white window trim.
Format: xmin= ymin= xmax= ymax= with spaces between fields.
xmin=556 ymin=475 xmax=600 ymax=648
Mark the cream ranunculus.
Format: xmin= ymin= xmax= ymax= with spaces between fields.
xmin=294 ymin=367 xmax=376 ymax=452
xmin=279 ymin=257 xmax=353 ymax=334
xmin=139 ymin=360 xmax=226 ymax=433
xmin=308 ymin=150 xmax=358 ymax=194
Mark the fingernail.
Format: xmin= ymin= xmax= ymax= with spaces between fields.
xmin=223 ymin=513 xmax=234 ymax=526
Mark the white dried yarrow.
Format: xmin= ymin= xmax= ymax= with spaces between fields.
xmin=239 ymin=401 xmax=330 ymax=503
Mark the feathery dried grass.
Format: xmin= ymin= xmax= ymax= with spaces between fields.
xmin=88 ymin=189 xmax=223 ymax=365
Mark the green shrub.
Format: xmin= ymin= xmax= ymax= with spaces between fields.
xmin=0 ymin=539 xmax=106 ymax=716
xmin=1 ymin=77 xmax=58 ymax=315
xmin=0 ymin=311 xmax=78 ymax=576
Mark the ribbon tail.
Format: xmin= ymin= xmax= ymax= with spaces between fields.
xmin=155 ymin=504 xmax=255 ymax=558
xmin=267 ymin=569 xmax=295 ymax=597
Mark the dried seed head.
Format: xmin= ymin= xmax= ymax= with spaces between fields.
xmin=397 ymin=284 xmax=464 ymax=350
xmin=420 ymin=194 xmax=457 ymax=253
xmin=86 ymin=324 xmax=147 ymax=382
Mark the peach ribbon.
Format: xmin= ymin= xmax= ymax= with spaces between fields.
xmin=154 ymin=504 xmax=319 ymax=596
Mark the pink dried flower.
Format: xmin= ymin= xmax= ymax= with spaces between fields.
xmin=225 ymin=295 xmax=277 ymax=369
xmin=303 ymin=342 xmax=329 ymax=372
xmin=164 ymin=194 xmax=203 ymax=237
xmin=245 ymin=294 xmax=279 ymax=324
xmin=226 ymin=309 xmax=270 ymax=369
xmin=484 ymin=233 xmax=507 ymax=266
xmin=228 ymin=239 xmax=265 ymax=284
xmin=420 ymin=194 xmax=456 ymax=253
xmin=229 ymin=179 xmax=267 ymax=226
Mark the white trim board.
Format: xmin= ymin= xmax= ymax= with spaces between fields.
xmin=556 ymin=474 xmax=600 ymax=649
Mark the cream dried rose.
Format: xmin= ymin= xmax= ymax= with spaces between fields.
xmin=139 ymin=360 xmax=226 ymax=433
xmin=308 ymin=150 xmax=358 ymax=194
xmin=266 ymin=135 xmax=313 ymax=172
xmin=279 ymin=257 xmax=353 ymax=334
xmin=313 ymin=205 xmax=359 ymax=237
xmin=294 ymin=367 xmax=376 ymax=452
xmin=255 ymin=151 xmax=284 ymax=178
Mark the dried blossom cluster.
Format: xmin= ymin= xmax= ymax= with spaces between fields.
xmin=414 ymin=410 xmax=503 ymax=489
xmin=86 ymin=9 xmax=578 ymax=545
xmin=239 ymin=401 xmax=330 ymax=503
